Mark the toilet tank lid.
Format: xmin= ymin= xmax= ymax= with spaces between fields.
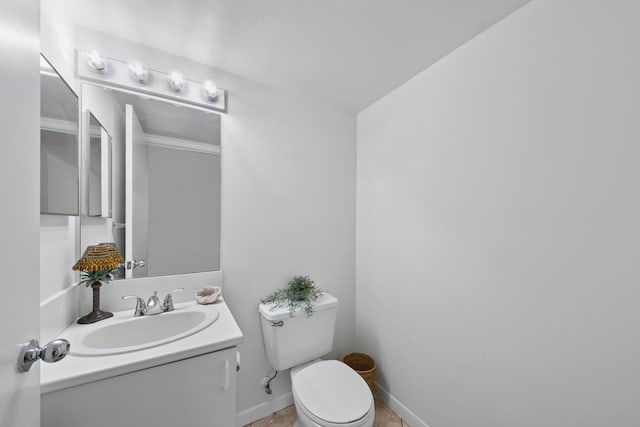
xmin=258 ymin=292 xmax=338 ymax=321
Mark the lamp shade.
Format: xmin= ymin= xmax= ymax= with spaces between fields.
xmin=73 ymin=243 xmax=124 ymax=272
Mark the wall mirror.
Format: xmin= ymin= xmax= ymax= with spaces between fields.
xmin=40 ymin=55 xmax=79 ymax=216
xmin=80 ymin=83 xmax=221 ymax=279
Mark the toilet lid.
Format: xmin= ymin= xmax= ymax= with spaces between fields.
xmin=292 ymin=360 xmax=372 ymax=424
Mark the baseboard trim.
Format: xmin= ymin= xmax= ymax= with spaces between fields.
xmin=374 ymin=383 xmax=430 ymax=427
xmin=234 ymin=383 xmax=429 ymax=427
xmin=235 ymin=392 xmax=294 ymax=427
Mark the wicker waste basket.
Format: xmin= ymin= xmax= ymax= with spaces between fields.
xmin=342 ymin=352 xmax=376 ymax=391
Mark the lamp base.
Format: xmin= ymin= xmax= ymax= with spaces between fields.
xmin=77 ymin=281 xmax=113 ymax=324
xmin=77 ymin=309 xmax=113 ymax=324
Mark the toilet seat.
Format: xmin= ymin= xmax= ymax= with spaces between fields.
xmin=291 ymin=360 xmax=373 ymax=426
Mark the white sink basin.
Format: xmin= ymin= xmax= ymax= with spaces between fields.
xmin=68 ymin=307 xmax=219 ymax=357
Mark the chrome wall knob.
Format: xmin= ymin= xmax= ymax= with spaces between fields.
xmin=18 ymin=338 xmax=71 ymax=373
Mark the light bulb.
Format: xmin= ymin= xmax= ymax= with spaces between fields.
xmin=168 ymin=71 xmax=185 ymax=92
xmin=202 ymin=79 xmax=218 ymax=101
xmin=86 ymin=48 xmax=107 ymax=72
xmin=127 ymin=60 xmax=149 ymax=83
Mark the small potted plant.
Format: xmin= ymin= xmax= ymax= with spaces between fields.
xmin=262 ymin=275 xmax=323 ymax=317
xmin=73 ymin=243 xmax=123 ymax=324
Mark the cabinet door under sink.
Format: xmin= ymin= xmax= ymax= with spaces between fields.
xmin=41 ymin=347 xmax=237 ymax=427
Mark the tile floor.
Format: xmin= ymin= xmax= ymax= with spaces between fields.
xmin=244 ymin=397 xmax=409 ymax=427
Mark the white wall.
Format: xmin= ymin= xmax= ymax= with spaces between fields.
xmin=221 ymin=72 xmax=356 ymax=418
xmin=356 ymin=1 xmax=640 ymax=426
xmin=40 ymin=0 xmax=76 ymax=88
xmin=40 ymin=215 xmax=77 ymax=302
xmin=40 ymin=24 xmax=356 ymax=419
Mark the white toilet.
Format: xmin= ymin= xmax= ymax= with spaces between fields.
xmin=259 ymin=293 xmax=375 ymax=427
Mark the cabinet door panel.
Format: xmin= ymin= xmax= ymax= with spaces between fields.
xmin=42 ymin=348 xmax=237 ymax=427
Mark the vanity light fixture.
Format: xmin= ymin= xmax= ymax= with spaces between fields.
xmin=202 ymin=79 xmax=218 ymax=101
xmin=86 ymin=48 xmax=108 ymax=72
xmin=127 ymin=60 xmax=149 ymax=83
xmin=168 ymin=71 xmax=185 ymax=92
xmin=76 ymin=55 xmax=226 ymax=112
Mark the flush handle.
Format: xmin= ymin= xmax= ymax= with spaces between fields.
xmin=271 ymin=321 xmax=284 ymax=327
xmin=18 ymin=339 xmax=70 ymax=373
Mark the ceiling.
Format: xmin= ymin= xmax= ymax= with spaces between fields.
xmin=111 ymin=89 xmax=220 ymax=145
xmin=66 ymin=0 xmax=531 ymax=112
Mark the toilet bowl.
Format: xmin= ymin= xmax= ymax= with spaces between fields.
xmin=291 ymin=360 xmax=374 ymax=427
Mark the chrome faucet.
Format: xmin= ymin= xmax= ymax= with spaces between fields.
xmin=162 ymin=288 xmax=184 ymax=312
xmin=121 ymin=295 xmax=147 ymax=317
xmin=121 ymin=288 xmax=184 ymax=317
xmin=145 ymin=291 xmax=163 ymax=315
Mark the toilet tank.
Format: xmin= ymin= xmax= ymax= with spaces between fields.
xmin=259 ymin=293 xmax=339 ymax=371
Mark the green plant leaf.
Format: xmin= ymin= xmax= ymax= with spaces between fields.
xmin=78 ymin=269 xmax=117 ymax=286
xmin=261 ymin=275 xmax=323 ymax=317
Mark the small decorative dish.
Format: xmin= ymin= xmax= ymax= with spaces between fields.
xmin=195 ymin=286 xmax=221 ymax=305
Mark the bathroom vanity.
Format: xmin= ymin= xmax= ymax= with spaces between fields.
xmin=41 ymin=300 xmax=243 ymax=427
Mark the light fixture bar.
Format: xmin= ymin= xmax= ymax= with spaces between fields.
xmin=76 ymin=50 xmax=227 ymax=113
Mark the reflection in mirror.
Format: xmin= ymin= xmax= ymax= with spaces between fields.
xmin=40 ymin=53 xmax=80 ymax=305
xmin=40 ymin=55 xmax=79 ymax=215
xmin=88 ymin=114 xmax=112 ymax=218
xmin=81 ymin=83 xmax=221 ymax=279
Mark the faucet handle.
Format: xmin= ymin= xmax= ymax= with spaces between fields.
xmin=121 ymin=295 xmax=147 ymax=317
xmin=162 ymin=288 xmax=184 ymax=312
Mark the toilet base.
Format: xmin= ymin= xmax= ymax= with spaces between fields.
xmin=293 ymin=401 xmax=375 ymax=427
xmin=293 ymin=404 xmax=323 ymax=427
xmin=293 ymin=407 xmax=321 ymax=427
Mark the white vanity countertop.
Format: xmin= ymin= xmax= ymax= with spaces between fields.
xmin=41 ymin=299 xmax=243 ymax=394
